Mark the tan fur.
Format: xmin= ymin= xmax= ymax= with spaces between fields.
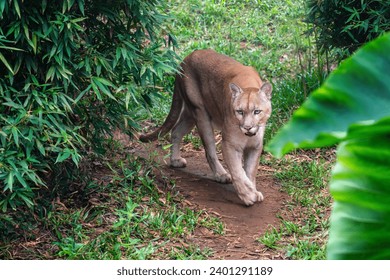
xmin=140 ymin=49 xmax=272 ymax=206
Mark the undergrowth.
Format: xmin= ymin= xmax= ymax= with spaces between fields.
xmin=0 ymin=154 xmax=222 ymax=259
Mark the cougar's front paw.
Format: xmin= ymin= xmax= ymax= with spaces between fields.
xmin=234 ymin=179 xmax=263 ymax=206
xmin=254 ymin=190 xmax=264 ymax=202
xmin=170 ymin=157 xmax=187 ymax=168
xmin=215 ymin=172 xmax=232 ymax=184
xmin=238 ymin=190 xmax=264 ymax=206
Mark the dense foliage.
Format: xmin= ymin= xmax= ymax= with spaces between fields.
xmin=306 ymin=0 xmax=390 ymax=55
xmin=0 ymin=0 xmax=177 ymax=211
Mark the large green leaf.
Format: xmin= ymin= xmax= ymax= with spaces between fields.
xmin=266 ymin=33 xmax=390 ymax=259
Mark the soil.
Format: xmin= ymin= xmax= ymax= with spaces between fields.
xmin=131 ymin=138 xmax=287 ymax=260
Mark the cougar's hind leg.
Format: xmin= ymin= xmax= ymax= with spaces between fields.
xmin=170 ymin=105 xmax=195 ymax=168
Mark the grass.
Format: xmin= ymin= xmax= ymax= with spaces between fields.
xmin=258 ymin=151 xmax=334 ymax=259
xmin=1 ymin=0 xmax=334 ymax=260
xmin=166 ymin=0 xmax=311 ymax=78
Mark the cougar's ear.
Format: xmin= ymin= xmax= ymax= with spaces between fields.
xmin=260 ymin=82 xmax=272 ymax=100
xmin=229 ymin=83 xmax=242 ymax=100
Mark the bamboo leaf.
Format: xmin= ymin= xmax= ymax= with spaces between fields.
xmin=45 ymin=66 xmax=56 ymax=82
xmin=11 ymin=126 xmax=19 ymax=147
xmin=15 ymin=170 xmax=29 ymax=189
xmin=91 ymin=79 xmax=102 ymax=100
xmin=77 ymin=0 xmax=85 ymax=15
xmin=36 ymin=139 xmax=46 ymax=156
xmin=0 ymin=53 xmax=14 ymax=74
xmin=0 ymin=0 xmax=6 ymax=15
xmin=3 ymin=99 xmax=23 ymax=109
xmin=32 ymin=33 xmax=38 ymax=54
xmin=55 ymin=150 xmax=72 ymax=163
xmin=0 ymin=46 xmax=24 ymax=52
xmin=92 ymin=77 xmax=117 ymax=100
xmin=74 ymin=84 xmax=91 ymax=103
xmin=13 ymin=0 xmax=21 ymax=18
xmin=17 ymin=192 xmax=34 ymax=208
xmin=5 ymin=171 xmax=14 ymax=192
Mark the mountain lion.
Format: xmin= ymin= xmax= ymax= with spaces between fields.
xmin=140 ymin=49 xmax=272 ymax=206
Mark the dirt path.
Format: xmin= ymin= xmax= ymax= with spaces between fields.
xmin=132 ymin=140 xmax=286 ymax=260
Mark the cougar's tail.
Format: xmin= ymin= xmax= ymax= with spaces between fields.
xmin=139 ymin=79 xmax=184 ymax=142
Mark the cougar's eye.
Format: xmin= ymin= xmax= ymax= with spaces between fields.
xmin=254 ymin=109 xmax=262 ymax=115
xmin=236 ymin=110 xmax=244 ymax=115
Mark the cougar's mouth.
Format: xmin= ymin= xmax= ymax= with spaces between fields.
xmin=241 ymin=126 xmax=257 ymax=137
xmin=245 ymin=132 xmax=256 ymax=137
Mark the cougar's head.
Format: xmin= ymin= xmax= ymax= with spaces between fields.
xmin=230 ymin=82 xmax=272 ymax=137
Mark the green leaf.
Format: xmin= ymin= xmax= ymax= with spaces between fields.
xmin=91 ymin=79 xmax=102 ymax=101
xmin=14 ymin=169 xmax=29 ymax=189
xmin=91 ymin=77 xmax=117 ymax=100
xmin=58 ymin=94 xmax=74 ymax=112
xmin=266 ymin=33 xmax=390 ymax=157
xmin=0 ymin=46 xmax=24 ymax=52
xmin=36 ymin=139 xmax=46 ymax=156
xmin=74 ymin=84 xmax=91 ymax=103
xmin=77 ymin=0 xmax=85 ymax=15
xmin=0 ymin=0 xmax=6 ymax=15
xmin=17 ymin=191 xmax=34 ymax=208
xmin=13 ymin=0 xmax=21 ymax=18
xmin=0 ymin=53 xmax=14 ymax=74
xmin=11 ymin=126 xmax=19 ymax=147
xmin=41 ymin=0 xmax=47 ymax=13
xmin=23 ymin=23 xmax=30 ymax=40
xmin=56 ymin=150 xmax=72 ymax=163
xmin=71 ymin=152 xmax=81 ymax=166
xmin=5 ymin=171 xmax=14 ymax=192
xmin=328 ymin=118 xmax=390 ymax=259
xmin=3 ymin=99 xmax=23 ymax=109
xmin=32 ymin=33 xmax=38 ymax=54
xmin=45 ymin=66 xmax=56 ymax=82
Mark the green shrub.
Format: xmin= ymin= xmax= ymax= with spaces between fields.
xmin=0 ymin=0 xmax=178 ymax=211
xmin=306 ymin=0 xmax=390 ymax=55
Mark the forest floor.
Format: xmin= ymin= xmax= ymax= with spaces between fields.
xmin=132 ymin=136 xmax=288 ymax=259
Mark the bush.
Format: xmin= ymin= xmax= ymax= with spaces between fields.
xmin=306 ymin=0 xmax=390 ymax=55
xmin=0 ymin=0 xmax=178 ymax=211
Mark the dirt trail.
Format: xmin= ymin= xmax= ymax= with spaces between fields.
xmin=133 ymin=140 xmax=286 ymax=260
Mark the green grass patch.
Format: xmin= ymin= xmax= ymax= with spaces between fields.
xmin=258 ymin=151 xmax=334 ymax=259
xmin=166 ymin=0 xmax=311 ymax=79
